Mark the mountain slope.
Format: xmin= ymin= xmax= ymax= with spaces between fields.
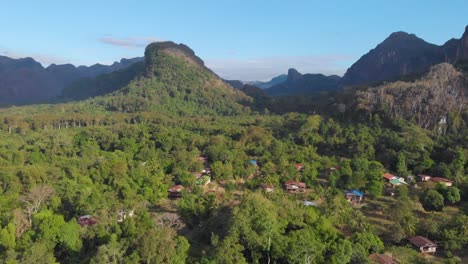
xmin=341 ymin=32 xmax=444 ymax=87
xmin=265 ymin=68 xmax=341 ymax=96
xmin=0 ymin=56 xmax=142 ymax=106
xmin=346 ymin=63 xmax=467 ymax=130
xmin=60 ymin=61 xmax=146 ymax=101
xmin=88 ymin=41 xmax=252 ymax=115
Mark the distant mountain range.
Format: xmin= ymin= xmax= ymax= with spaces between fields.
xmin=0 ymin=56 xmax=142 ymax=105
xmin=0 ymin=25 xmax=467 ymax=105
xmin=223 ymin=74 xmax=287 ymax=90
xmin=246 ymin=74 xmax=288 ymax=89
xmin=264 ymin=68 xmax=341 ymax=96
xmin=226 ymin=25 xmax=468 ymax=95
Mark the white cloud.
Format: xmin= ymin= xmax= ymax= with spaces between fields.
xmin=205 ymin=55 xmax=354 ymax=81
xmin=98 ymin=36 xmax=163 ymax=48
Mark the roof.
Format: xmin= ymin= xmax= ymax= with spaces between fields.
xmin=78 ymin=215 xmax=97 ymax=226
xmin=390 ymin=178 xmax=407 ymax=185
xmin=284 ymin=180 xmax=306 ymax=188
xmin=369 ymin=254 xmax=396 ymax=264
xmin=383 ymin=173 xmax=397 ymax=180
xmin=79 ymin=215 xmax=93 ymax=219
xmin=431 ymin=177 xmax=453 ymax=183
xmin=345 ymin=190 xmax=364 ymax=197
xmin=418 ymin=174 xmax=432 ymax=178
xmin=248 ymin=159 xmax=257 ymax=166
xmin=168 ymin=185 xmax=184 ymax=192
xmin=294 ymin=163 xmax=304 ymax=169
xmin=408 ymin=236 xmax=437 ymax=248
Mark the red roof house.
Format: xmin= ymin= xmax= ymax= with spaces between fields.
xmin=284 ymin=180 xmax=306 ymax=193
xmin=78 ymin=215 xmax=97 ymax=227
xmin=407 ymin=236 xmax=437 ymax=253
xmin=383 ymin=173 xmax=397 ymax=181
xmin=430 ymin=177 xmax=453 ymax=187
xmin=369 ymin=253 xmax=397 ymax=264
xmin=168 ymin=185 xmax=185 ymax=198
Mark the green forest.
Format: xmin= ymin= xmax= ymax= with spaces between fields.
xmin=0 ymin=42 xmax=467 ymax=264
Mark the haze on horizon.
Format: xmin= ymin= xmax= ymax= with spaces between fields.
xmin=1 ymin=0 xmax=467 ymax=81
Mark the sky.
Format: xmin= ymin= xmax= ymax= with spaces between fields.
xmin=0 ymin=0 xmax=467 ymax=81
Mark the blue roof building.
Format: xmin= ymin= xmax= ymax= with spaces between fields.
xmin=248 ymin=159 xmax=257 ymax=166
xmin=345 ymin=189 xmax=364 ymax=204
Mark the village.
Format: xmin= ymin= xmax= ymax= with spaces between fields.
xmin=75 ymin=154 xmax=462 ymax=264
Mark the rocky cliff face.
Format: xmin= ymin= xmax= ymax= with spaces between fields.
xmin=455 ymin=26 xmax=468 ymax=62
xmin=353 ymin=63 xmax=466 ymax=130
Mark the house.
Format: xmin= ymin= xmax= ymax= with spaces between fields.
xmin=430 ymin=177 xmax=453 ymax=187
xmin=168 ymin=185 xmax=185 ymax=198
xmin=78 ymin=215 xmax=97 ymax=227
xmin=284 ymin=180 xmax=306 ymax=193
xmin=345 ymin=190 xmax=364 ymax=204
xmin=389 ymin=178 xmax=408 ymax=187
xmin=369 ymin=253 xmax=397 ymax=264
xmin=383 ymin=173 xmax=407 ymax=187
xmin=260 ymin=184 xmax=274 ymax=193
xmin=248 ymin=159 xmax=258 ymax=166
xmin=407 ymin=236 xmax=437 ymax=253
xmin=383 ymin=173 xmax=397 ymax=181
xmin=418 ymin=174 xmax=432 ymax=182
xmin=294 ymin=163 xmax=304 ymax=171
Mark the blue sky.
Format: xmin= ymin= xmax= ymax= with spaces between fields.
xmin=0 ymin=0 xmax=466 ymax=81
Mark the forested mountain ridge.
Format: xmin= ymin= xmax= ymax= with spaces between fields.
xmin=0 ymin=55 xmax=142 ymax=106
xmin=330 ymin=63 xmax=468 ymax=134
xmin=88 ymin=41 xmax=252 ymax=115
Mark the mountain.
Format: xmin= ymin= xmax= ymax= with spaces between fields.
xmin=247 ymin=74 xmax=288 ymax=89
xmin=444 ymin=25 xmax=468 ymax=64
xmin=340 ymin=32 xmax=444 ymax=87
xmin=86 ymin=41 xmax=252 ymax=115
xmin=0 ymin=55 xmax=143 ymax=106
xmin=340 ymin=63 xmax=467 ymax=130
xmin=60 ymin=61 xmax=145 ymax=101
xmin=341 ymin=26 xmax=468 ymax=87
xmin=264 ymin=68 xmax=341 ymax=96
xmin=223 ymin=79 xmax=244 ymax=89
